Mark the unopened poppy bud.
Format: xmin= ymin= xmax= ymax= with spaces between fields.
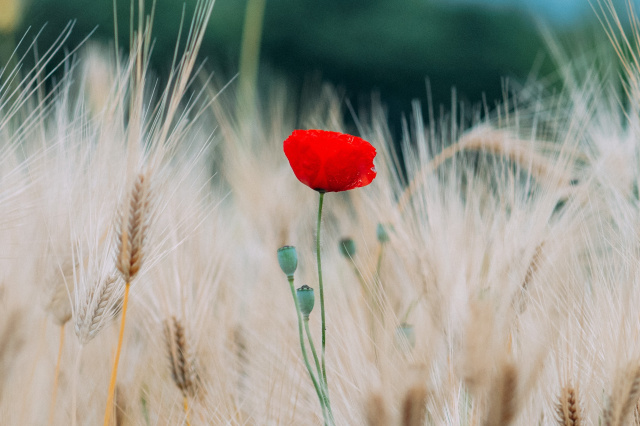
xmin=395 ymin=323 xmax=416 ymax=350
xmin=277 ymin=246 xmax=298 ymax=278
xmin=339 ymin=238 xmax=356 ymax=258
xmin=296 ymin=285 xmax=315 ymax=319
xmin=377 ymin=223 xmax=390 ymax=243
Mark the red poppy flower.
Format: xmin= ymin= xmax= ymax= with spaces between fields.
xmin=283 ymin=129 xmax=377 ymax=192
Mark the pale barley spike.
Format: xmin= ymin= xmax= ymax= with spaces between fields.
xmin=116 ymin=173 xmax=150 ymax=283
xmin=555 ymin=386 xmax=581 ymax=426
xmin=620 ymin=366 xmax=640 ymax=426
xmin=87 ymin=275 xmax=119 ymax=339
xmin=603 ymin=363 xmax=640 ymax=426
xmin=74 ymin=275 xmax=121 ymax=344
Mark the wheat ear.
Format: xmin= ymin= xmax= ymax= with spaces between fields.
xmin=364 ymin=392 xmax=389 ymax=426
xmin=75 ymin=275 xmax=120 ymax=344
xmin=603 ymin=363 xmax=640 ymax=426
xmin=104 ymin=173 xmax=150 ymax=426
xmin=483 ymin=361 xmax=519 ymax=426
xmin=401 ymin=385 xmax=428 ymax=426
xmin=556 ymin=385 xmax=581 ymax=426
xmin=397 ymin=127 xmax=575 ymax=213
xmin=165 ymin=316 xmax=197 ymax=425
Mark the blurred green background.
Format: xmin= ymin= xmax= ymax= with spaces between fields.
xmin=0 ymin=0 xmax=632 ymax=128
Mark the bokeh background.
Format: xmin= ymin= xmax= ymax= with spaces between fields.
xmin=0 ymin=0 xmax=634 ymax=130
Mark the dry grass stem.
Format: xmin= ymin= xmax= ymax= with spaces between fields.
xmin=48 ymin=324 xmax=66 ymax=426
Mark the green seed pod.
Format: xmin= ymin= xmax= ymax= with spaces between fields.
xmin=339 ymin=237 xmax=356 ymax=258
xmin=395 ymin=323 xmax=416 ymax=350
xmin=377 ymin=223 xmax=390 ymax=243
xmin=296 ymin=285 xmax=315 ymax=319
xmin=277 ymin=246 xmax=298 ymax=278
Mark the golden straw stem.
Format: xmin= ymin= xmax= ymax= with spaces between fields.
xmin=71 ymin=347 xmax=83 ymax=426
xmin=103 ymin=283 xmax=130 ymax=426
xmin=183 ymin=395 xmax=191 ymax=426
xmin=48 ymin=324 xmax=65 ymax=426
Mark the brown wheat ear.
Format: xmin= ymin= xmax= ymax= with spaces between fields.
xmin=164 ymin=316 xmax=198 ymax=398
xmin=556 ymin=385 xmax=581 ymax=426
xmin=364 ymin=392 xmax=389 ymax=426
xmin=116 ymin=173 xmax=151 ymax=283
xmin=401 ymin=385 xmax=428 ymax=426
xmin=483 ymin=361 xmax=519 ymax=426
xmin=104 ymin=174 xmax=151 ymax=426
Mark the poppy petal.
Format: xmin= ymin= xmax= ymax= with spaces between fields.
xmin=283 ymin=130 xmax=377 ymax=192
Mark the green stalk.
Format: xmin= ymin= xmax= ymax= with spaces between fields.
xmin=288 ymin=277 xmax=328 ymax=424
xmin=304 ymin=318 xmax=333 ymax=423
xmin=376 ymin=243 xmax=384 ymax=278
xmin=316 ymin=192 xmax=328 ymax=393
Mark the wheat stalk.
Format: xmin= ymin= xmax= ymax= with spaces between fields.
xmin=104 ymin=172 xmax=151 ymax=426
xmin=45 ymin=260 xmax=73 ymax=425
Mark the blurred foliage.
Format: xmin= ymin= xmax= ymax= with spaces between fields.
xmin=6 ymin=0 xmax=609 ymax=126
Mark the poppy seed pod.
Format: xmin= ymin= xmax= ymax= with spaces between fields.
xmin=277 ymin=246 xmax=298 ymax=278
xmin=339 ymin=237 xmax=356 ymax=258
xmin=296 ymin=285 xmax=315 ymax=319
xmin=377 ymin=223 xmax=390 ymax=243
xmin=395 ymin=323 xmax=416 ymax=350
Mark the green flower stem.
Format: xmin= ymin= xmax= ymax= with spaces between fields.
xmin=303 ymin=317 xmax=322 ymax=383
xmin=288 ymin=277 xmax=328 ymax=424
xmin=316 ymin=192 xmax=328 ymax=394
xmin=376 ymin=243 xmax=384 ymax=278
xmin=304 ymin=318 xmax=333 ymax=423
xmin=401 ymin=298 xmax=419 ymax=324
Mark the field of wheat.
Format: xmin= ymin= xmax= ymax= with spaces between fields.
xmin=4 ymin=0 xmax=640 ymax=425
